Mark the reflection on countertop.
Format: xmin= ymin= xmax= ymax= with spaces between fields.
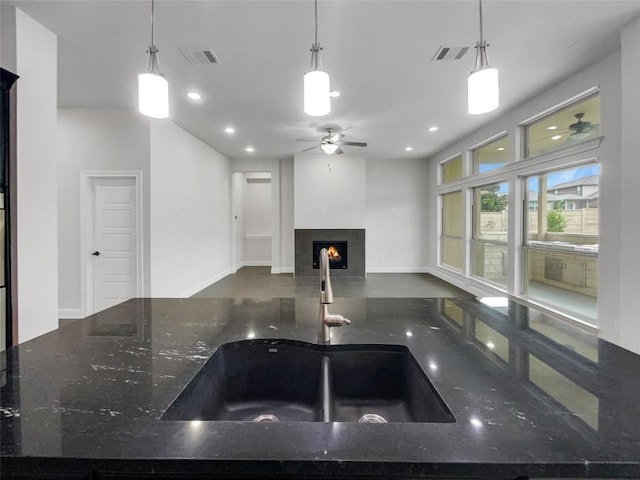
xmin=1 ymin=296 xmax=639 ymax=479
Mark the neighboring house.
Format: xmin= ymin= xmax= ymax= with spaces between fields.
xmin=528 ymin=175 xmax=599 ymax=210
xmin=548 ymin=175 xmax=599 ymax=209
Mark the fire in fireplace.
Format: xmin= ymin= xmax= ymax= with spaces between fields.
xmin=313 ymin=241 xmax=348 ymax=269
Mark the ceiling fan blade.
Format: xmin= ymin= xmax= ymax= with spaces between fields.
xmin=338 ymin=141 xmax=367 ymax=147
xmin=297 ymin=138 xmax=320 ymax=142
xmin=336 ymin=148 xmax=344 ymax=155
xmin=302 ymin=145 xmax=319 ymax=152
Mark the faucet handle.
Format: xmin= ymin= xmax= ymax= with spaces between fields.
xmin=325 ymin=313 xmax=351 ymax=327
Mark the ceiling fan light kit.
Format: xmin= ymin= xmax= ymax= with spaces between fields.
xmin=320 ymin=142 xmax=339 ymax=155
xmin=304 ymin=0 xmax=331 ymax=117
xmin=138 ymin=0 xmax=169 ymax=119
xmin=468 ymin=0 xmax=499 ymax=115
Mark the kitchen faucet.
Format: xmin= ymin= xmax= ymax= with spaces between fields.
xmin=318 ymin=248 xmax=351 ymax=344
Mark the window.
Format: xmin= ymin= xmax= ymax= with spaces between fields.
xmin=523 ymin=164 xmax=599 ymax=322
xmin=441 ymin=155 xmax=463 ymax=183
xmin=524 ymin=94 xmax=600 ymax=159
xmin=440 ymin=191 xmax=463 ymax=271
xmin=472 ymin=182 xmax=509 ymax=287
xmin=472 ymin=136 xmax=508 ymax=174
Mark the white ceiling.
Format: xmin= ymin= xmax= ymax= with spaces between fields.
xmin=6 ymin=0 xmax=640 ymax=161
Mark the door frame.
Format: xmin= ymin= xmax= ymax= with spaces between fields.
xmin=80 ymin=171 xmax=143 ymax=317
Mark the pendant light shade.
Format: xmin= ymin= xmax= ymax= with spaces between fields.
xmin=138 ymin=1 xmax=169 ymax=119
xmin=303 ymin=0 xmax=330 ymax=117
xmin=304 ymin=69 xmax=330 ymax=117
xmin=468 ymin=59 xmax=499 ymax=115
xmin=320 ymin=142 xmax=339 ymax=155
xmin=467 ymin=1 xmax=499 ymax=115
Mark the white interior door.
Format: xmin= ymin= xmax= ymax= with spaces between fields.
xmin=90 ymin=177 xmax=138 ymax=314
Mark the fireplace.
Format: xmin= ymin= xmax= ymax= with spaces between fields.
xmin=295 ymin=229 xmax=365 ymax=277
xmin=313 ymin=241 xmax=347 ymax=269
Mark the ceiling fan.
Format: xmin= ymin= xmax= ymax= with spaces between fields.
xmin=532 ymin=112 xmax=599 ymax=145
xmin=299 ymin=128 xmax=367 ymax=155
xmin=567 ymin=112 xmax=596 ymax=140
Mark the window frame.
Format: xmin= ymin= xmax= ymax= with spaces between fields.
xmin=519 ymin=87 xmax=600 ymax=161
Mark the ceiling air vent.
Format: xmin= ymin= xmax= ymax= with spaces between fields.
xmin=431 ymin=46 xmax=470 ymax=62
xmin=178 ymin=48 xmax=221 ymax=65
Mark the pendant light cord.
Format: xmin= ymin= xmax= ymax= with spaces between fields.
xmin=150 ymin=0 xmax=155 ymax=46
xmin=314 ymin=0 xmax=318 ymax=46
xmin=478 ymin=0 xmax=484 ymax=44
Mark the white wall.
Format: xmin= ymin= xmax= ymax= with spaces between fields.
xmin=149 ymin=120 xmax=231 ymax=297
xmin=427 ymin=51 xmax=627 ymax=349
xmin=13 ymin=8 xmax=59 ymax=343
xmin=57 ymin=108 xmax=151 ymax=317
xmin=366 ymin=158 xmax=430 ymax=272
xmin=0 ymin=6 xmax=17 ymax=72
xmin=611 ymin=17 xmax=640 ymax=353
xmin=231 ymin=172 xmax=245 ymax=269
xmin=279 ymin=158 xmax=295 ymax=273
xmin=294 ymin=154 xmax=366 ymax=229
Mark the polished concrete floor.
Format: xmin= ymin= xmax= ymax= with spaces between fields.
xmin=192 ymin=267 xmax=471 ymax=299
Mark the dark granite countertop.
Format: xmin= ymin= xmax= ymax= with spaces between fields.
xmin=2 ymin=297 xmax=640 ymax=479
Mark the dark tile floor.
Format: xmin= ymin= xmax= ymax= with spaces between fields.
xmin=192 ymin=266 xmax=471 ymax=299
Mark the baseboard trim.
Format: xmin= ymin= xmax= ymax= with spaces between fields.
xmin=176 ymin=268 xmax=235 ymax=298
xmin=366 ymin=266 xmax=430 ymax=274
xmin=236 ymin=261 xmax=272 ymax=268
xmin=58 ymin=308 xmax=85 ymax=320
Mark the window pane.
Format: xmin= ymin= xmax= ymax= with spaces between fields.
xmin=473 ymin=242 xmax=508 ymax=287
xmin=472 ymin=182 xmax=508 ymax=286
xmin=442 ymin=191 xmax=462 ymax=236
xmin=525 ymin=94 xmax=600 ymax=158
xmin=523 ymin=164 xmax=598 ymax=322
xmin=473 ymin=182 xmax=509 ymax=241
xmin=441 ymin=237 xmax=463 ymax=270
xmin=441 ymin=191 xmax=463 ymax=271
xmin=472 ymin=136 xmax=508 ymax=174
xmin=441 ymin=156 xmax=463 ymax=183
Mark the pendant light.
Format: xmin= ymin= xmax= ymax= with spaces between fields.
xmin=304 ymin=0 xmax=330 ymax=117
xmin=467 ymin=0 xmax=499 ymax=115
xmin=138 ymin=0 xmax=169 ymax=119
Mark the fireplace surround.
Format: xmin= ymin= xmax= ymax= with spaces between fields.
xmin=295 ymin=229 xmax=365 ymax=277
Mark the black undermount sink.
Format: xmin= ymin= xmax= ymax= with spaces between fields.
xmin=162 ymin=339 xmax=456 ymax=424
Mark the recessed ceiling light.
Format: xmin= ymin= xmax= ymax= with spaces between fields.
xmin=405 ymin=331 xmax=413 ymax=337
xmin=546 ymin=126 xmax=558 ymax=130
xmin=224 ymin=127 xmax=235 ymax=134
xmin=405 ymin=146 xmax=413 ymax=151
xmin=551 ymin=134 xmax=562 ymax=140
xmin=245 ymin=146 xmax=255 ymax=153
xmin=497 ymin=147 xmax=505 ymax=151
xmin=428 ymin=126 xmax=439 ymax=132
xmin=329 ymin=91 xmax=341 ymax=98
xmin=186 ymin=91 xmax=201 ymax=101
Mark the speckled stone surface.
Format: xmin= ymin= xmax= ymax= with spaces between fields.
xmin=1 ymin=297 xmax=639 ymax=479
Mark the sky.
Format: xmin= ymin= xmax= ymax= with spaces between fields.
xmin=477 ymin=164 xmax=599 ymax=195
xmin=527 ymin=164 xmax=599 ymax=192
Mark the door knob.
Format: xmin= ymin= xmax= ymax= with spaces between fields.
xmin=92 ymin=251 xmax=100 ymax=256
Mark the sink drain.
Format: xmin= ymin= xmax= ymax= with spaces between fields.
xmin=253 ymin=414 xmax=280 ymax=423
xmin=357 ymin=414 xmax=388 ymax=424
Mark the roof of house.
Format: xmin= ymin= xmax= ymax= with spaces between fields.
xmin=548 ymin=175 xmax=599 ymax=191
